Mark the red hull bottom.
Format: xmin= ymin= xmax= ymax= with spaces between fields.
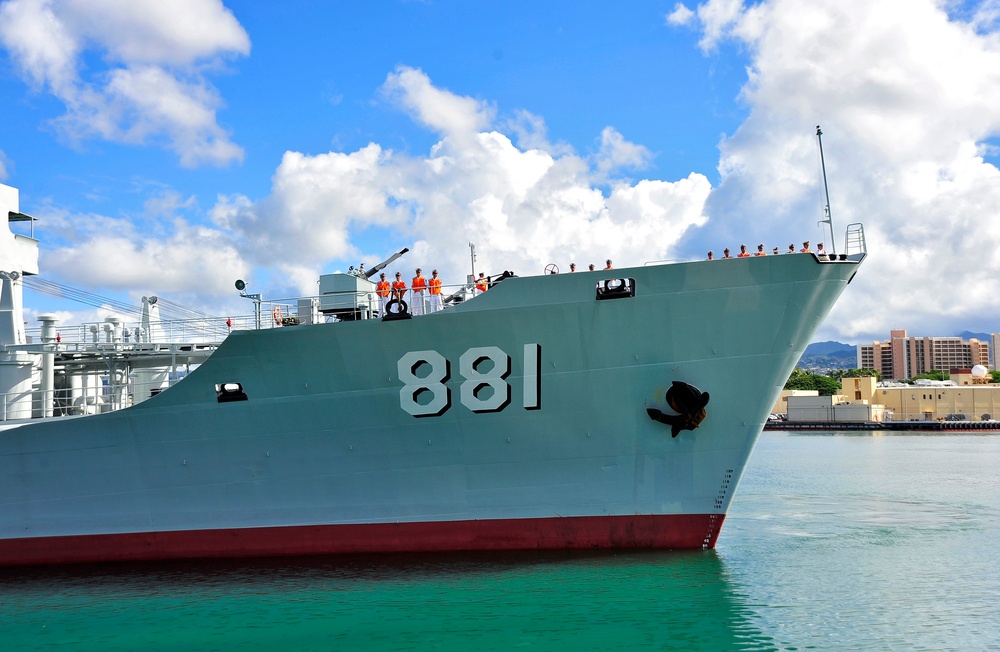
xmin=0 ymin=514 xmax=725 ymax=567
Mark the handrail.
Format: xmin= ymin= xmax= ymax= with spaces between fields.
xmin=844 ymin=223 xmax=867 ymax=257
xmin=18 ymin=284 xmax=478 ymax=344
xmin=0 ymin=374 xmax=190 ymax=422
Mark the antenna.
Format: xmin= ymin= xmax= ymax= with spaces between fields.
xmin=469 ymin=242 xmax=477 ymax=282
xmin=816 ymin=125 xmax=836 ymax=254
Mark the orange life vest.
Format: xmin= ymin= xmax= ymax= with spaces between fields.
xmin=376 ymin=281 xmax=390 ymax=298
xmin=412 ymin=276 xmax=426 ymax=291
xmin=428 ymin=277 xmax=442 ymax=295
xmin=476 ymin=278 xmax=487 ymax=292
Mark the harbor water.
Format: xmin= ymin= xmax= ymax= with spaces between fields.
xmin=2 ymin=430 xmax=998 ymax=651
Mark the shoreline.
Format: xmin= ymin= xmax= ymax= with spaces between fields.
xmin=765 ymin=420 xmax=1000 ymax=432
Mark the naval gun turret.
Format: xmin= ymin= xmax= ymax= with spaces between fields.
xmin=317 ymin=247 xmax=409 ymax=320
xmin=363 ymin=247 xmax=408 ymax=279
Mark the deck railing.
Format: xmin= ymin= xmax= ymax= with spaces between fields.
xmin=844 ymin=223 xmax=867 ymax=257
xmin=22 ymin=283 xmax=478 ymax=344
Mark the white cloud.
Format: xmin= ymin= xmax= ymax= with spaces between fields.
xmin=214 ymin=66 xmax=711 ymax=296
xmin=688 ymin=0 xmax=747 ymax=52
xmin=0 ymin=0 xmax=249 ymax=167
xmin=60 ymin=0 xmax=249 ymax=66
xmin=381 ymin=65 xmax=495 ymax=140
xmin=675 ymin=0 xmax=1000 ymax=343
xmin=38 ymin=200 xmax=249 ymax=308
xmin=502 ymin=109 xmax=575 ymax=157
xmin=37 ymin=57 xmax=711 ymax=313
xmin=594 ymin=126 xmax=654 ymax=178
xmin=666 ymin=3 xmax=696 ymax=26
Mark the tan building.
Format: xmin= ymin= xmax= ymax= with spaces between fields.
xmin=857 ymin=329 xmax=990 ymax=380
xmin=845 ymin=373 xmax=1000 ymax=421
xmin=778 ymin=374 xmax=1000 ymax=423
xmin=781 ymin=377 xmax=887 ymax=423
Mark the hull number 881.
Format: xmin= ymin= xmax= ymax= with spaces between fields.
xmin=398 ymin=344 xmax=541 ymax=417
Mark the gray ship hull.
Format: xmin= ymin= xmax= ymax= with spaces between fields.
xmin=0 ymin=253 xmax=862 ymax=565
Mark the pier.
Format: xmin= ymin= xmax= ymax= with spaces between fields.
xmin=765 ymin=420 xmax=1000 ymax=432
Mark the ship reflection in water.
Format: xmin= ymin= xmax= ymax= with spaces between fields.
xmin=0 ymin=551 xmax=775 ymax=651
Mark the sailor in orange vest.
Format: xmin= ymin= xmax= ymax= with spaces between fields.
xmin=411 ymin=268 xmax=427 ymax=315
xmin=754 ymin=243 xmax=767 ymax=256
xmin=428 ymin=269 xmax=443 ymax=312
xmin=391 ymin=272 xmax=407 ymax=307
xmin=737 ymin=244 xmax=751 ymax=258
xmin=800 ymin=241 xmax=811 ymax=253
xmin=476 ymin=272 xmax=488 ymax=293
xmin=375 ymin=272 xmax=391 ymax=317
xmin=604 ymin=259 xmax=614 ymax=270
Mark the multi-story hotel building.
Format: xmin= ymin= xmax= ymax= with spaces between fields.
xmin=857 ymin=329 xmax=990 ymax=380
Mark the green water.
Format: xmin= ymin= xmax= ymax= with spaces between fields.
xmin=2 ymin=432 xmax=998 ymax=651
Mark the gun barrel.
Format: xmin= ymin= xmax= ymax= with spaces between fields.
xmin=365 ymin=247 xmax=410 ymax=278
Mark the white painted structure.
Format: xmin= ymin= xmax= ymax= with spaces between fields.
xmin=786 ymin=394 xmax=886 ymax=423
xmin=0 ymin=184 xmax=39 ymax=419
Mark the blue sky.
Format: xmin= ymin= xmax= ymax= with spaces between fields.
xmin=1 ymin=0 xmax=999 ymax=344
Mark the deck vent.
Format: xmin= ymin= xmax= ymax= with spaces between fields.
xmin=595 ymin=277 xmax=635 ymax=301
xmin=216 ymin=382 xmax=248 ymax=403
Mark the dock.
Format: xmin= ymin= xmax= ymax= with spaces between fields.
xmin=765 ymin=420 xmax=1000 ymax=432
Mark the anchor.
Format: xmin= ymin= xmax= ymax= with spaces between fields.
xmin=647 ymin=381 xmax=710 ymax=437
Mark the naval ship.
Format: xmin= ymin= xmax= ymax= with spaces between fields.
xmin=0 ymin=182 xmax=866 ymax=566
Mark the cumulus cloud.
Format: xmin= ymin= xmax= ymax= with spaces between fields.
xmin=216 ymin=66 xmax=711 ymax=297
xmin=677 ymin=0 xmax=746 ymax=52
xmin=0 ymin=0 xmax=249 ymax=166
xmin=35 ymin=65 xmax=709 ymax=313
xmin=666 ymin=3 xmax=695 ymax=26
xmin=671 ymin=0 xmax=1000 ymax=342
xmin=40 ymin=187 xmax=246 ymax=292
xmin=381 ymin=65 xmax=495 ymax=141
xmin=502 ymin=109 xmax=575 ymax=157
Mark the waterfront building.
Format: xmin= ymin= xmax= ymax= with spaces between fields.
xmin=770 ymin=389 xmax=819 ymax=415
xmin=844 ymin=372 xmax=1000 ymax=421
xmin=857 ymin=329 xmax=990 ymax=380
xmin=785 ymin=393 xmax=887 ymax=422
xmin=781 ymin=374 xmax=1000 ymax=422
xmin=782 ymin=376 xmax=886 ymax=423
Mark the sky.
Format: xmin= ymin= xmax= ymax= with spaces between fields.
xmin=1 ymin=0 xmax=999 ymax=345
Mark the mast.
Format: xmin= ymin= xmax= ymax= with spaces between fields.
xmin=469 ymin=242 xmax=477 ymax=285
xmin=816 ymin=125 xmax=836 ymax=254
